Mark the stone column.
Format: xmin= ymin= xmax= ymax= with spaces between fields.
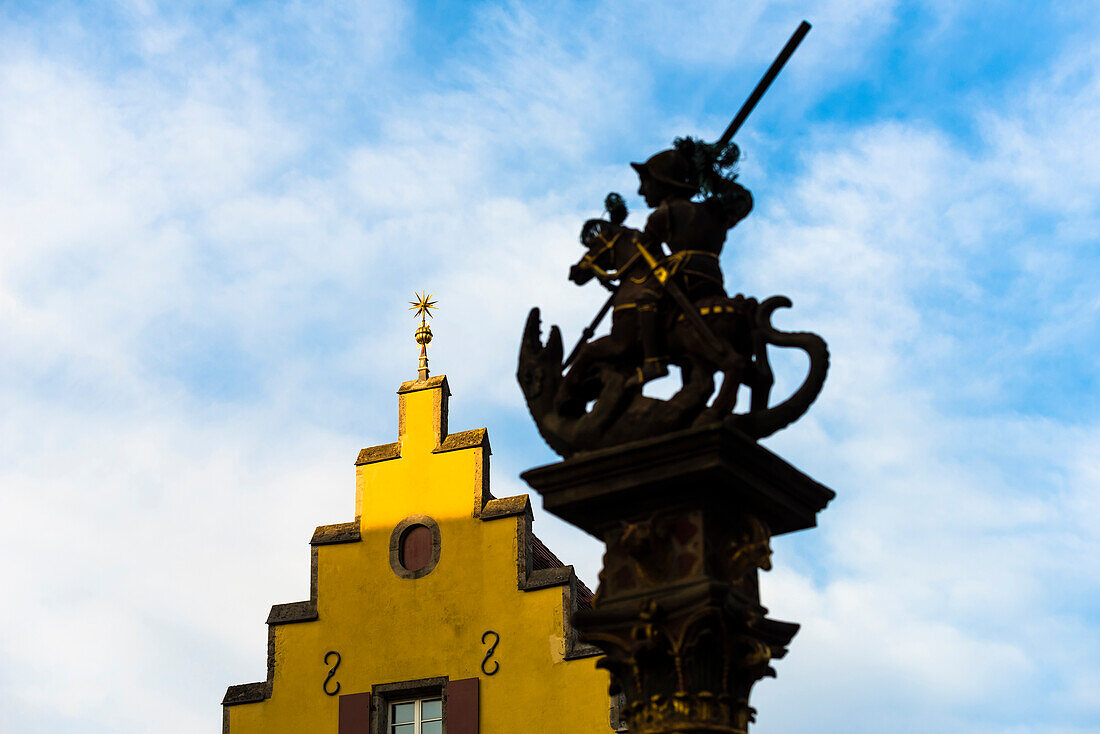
xmin=522 ymin=423 xmax=834 ymax=734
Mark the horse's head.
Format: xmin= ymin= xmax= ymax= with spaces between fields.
xmin=570 ymin=218 xmax=629 ymax=285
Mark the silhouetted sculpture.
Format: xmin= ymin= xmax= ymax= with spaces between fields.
xmin=519 ymin=138 xmax=828 ymax=458
xmin=517 ymin=18 xmax=828 ymax=461
xmin=519 ymin=21 xmax=838 ymax=734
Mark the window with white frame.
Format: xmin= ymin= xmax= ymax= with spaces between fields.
xmin=389 ymin=697 xmax=443 ymax=734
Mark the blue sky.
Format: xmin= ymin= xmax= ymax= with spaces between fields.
xmin=0 ymin=1 xmax=1098 ymax=733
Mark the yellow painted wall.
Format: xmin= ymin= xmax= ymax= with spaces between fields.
xmin=224 ymin=375 xmax=614 ymax=733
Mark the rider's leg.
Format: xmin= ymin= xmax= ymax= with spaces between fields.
xmin=628 ymin=302 xmax=669 ymax=387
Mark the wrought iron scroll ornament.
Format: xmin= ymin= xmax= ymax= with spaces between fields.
xmin=480 ymin=630 xmax=500 ymax=675
xmin=323 ymin=650 xmax=341 ymax=696
xmin=517 ymin=21 xmax=827 ymax=458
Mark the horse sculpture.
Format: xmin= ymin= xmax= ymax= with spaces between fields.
xmin=517 ymin=214 xmax=829 ymax=459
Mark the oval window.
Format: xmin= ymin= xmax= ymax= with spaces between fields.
xmin=389 ymin=515 xmax=440 ymax=579
xmin=400 ymin=524 xmax=433 ymax=572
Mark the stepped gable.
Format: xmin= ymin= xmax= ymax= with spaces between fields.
xmin=222 ymin=374 xmax=607 ymax=734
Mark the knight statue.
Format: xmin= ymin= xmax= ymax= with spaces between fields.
xmin=628 ymin=138 xmax=753 ymax=385
xmin=518 ymin=23 xmax=829 ymax=458
xmin=517 ymin=22 xmax=840 ymax=734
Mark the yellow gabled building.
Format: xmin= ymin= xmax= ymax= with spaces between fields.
xmin=222 ymin=372 xmax=618 ymax=733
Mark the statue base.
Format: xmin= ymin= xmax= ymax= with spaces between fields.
xmin=521 ymin=423 xmax=834 ymax=734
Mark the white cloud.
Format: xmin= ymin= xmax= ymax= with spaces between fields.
xmin=608 ymin=0 xmax=898 ymax=95
xmin=735 ymin=45 xmax=1100 ymax=732
xmin=1 ymin=3 xmax=1098 ymax=734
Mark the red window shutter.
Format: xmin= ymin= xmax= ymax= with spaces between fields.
xmin=338 ymin=692 xmax=371 ymax=734
xmin=401 ymin=524 xmax=433 ymax=571
xmin=447 ymin=678 xmax=479 ymax=734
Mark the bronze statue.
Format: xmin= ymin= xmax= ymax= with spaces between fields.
xmin=518 ymin=22 xmax=828 ymax=458
xmin=519 ymin=23 xmax=841 ymax=734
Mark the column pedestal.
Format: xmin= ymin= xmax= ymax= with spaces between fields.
xmin=522 ymin=423 xmax=834 ymax=734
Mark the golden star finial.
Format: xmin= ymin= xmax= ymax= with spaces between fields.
xmin=410 ymin=292 xmax=438 ymax=381
xmin=409 ymin=291 xmax=438 ymax=321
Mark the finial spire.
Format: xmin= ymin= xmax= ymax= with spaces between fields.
xmin=409 ymin=291 xmax=438 ymax=381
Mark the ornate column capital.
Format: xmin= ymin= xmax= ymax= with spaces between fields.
xmin=523 ymin=424 xmax=834 ymax=733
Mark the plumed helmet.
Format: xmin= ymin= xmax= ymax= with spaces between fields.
xmin=631 ymin=149 xmax=697 ymax=192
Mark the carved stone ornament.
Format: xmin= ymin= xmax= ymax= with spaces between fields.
xmin=585 ymin=510 xmax=799 ymax=733
xmin=521 ymin=423 xmax=835 ymax=734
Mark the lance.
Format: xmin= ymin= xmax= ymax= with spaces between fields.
xmin=564 ymin=290 xmax=616 ymax=367
xmin=717 ymin=20 xmax=810 ymax=149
